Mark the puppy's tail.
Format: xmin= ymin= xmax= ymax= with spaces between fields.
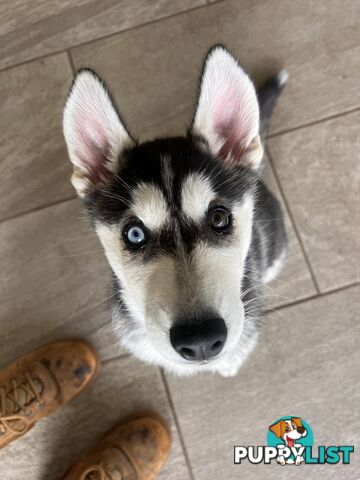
xmin=258 ymin=70 xmax=288 ymax=140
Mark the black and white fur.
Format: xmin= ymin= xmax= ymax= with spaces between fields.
xmin=63 ymin=45 xmax=287 ymax=377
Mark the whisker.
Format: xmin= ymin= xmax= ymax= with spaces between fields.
xmin=96 ymin=320 xmax=113 ymax=336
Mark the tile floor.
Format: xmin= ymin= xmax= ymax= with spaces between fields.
xmin=0 ymin=1 xmax=359 ymax=478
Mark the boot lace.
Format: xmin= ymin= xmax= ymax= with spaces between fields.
xmin=0 ymin=373 xmax=44 ymax=436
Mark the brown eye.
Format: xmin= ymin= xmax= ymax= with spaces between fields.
xmin=210 ymin=207 xmax=231 ymax=232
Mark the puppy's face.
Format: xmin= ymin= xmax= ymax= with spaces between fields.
xmin=270 ymin=418 xmax=307 ymax=444
xmin=63 ymin=46 xmax=263 ymax=375
xmin=284 ymin=420 xmax=304 ymax=440
xmin=90 ymin=140 xmax=258 ymax=375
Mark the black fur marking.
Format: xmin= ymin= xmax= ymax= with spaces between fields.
xmin=84 ymin=136 xmax=258 ymax=262
xmin=85 ymin=136 xmax=257 ymax=220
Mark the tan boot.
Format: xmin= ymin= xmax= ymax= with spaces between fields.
xmin=62 ymin=412 xmax=171 ymax=480
xmin=0 ymin=340 xmax=99 ymax=448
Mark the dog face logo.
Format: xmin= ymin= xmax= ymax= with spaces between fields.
xmin=270 ymin=417 xmax=307 ymax=448
xmin=268 ymin=416 xmax=310 ymax=465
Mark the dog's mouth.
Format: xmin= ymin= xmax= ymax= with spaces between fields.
xmin=285 ymin=435 xmax=295 ymax=448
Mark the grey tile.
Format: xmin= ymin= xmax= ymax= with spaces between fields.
xmin=0 ymin=54 xmax=74 ymax=220
xmin=268 ymin=111 xmax=360 ymax=292
xmin=0 ymin=0 xmax=206 ymax=70
xmin=71 ymin=0 xmax=360 ymax=139
xmin=0 ymin=198 xmax=123 ymax=367
xmin=0 ymin=356 xmax=190 ymax=479
xmin=166 ymin=285 xmax=360 ymax=479
xmin=261 ymin=160 xmax=317 ymax=307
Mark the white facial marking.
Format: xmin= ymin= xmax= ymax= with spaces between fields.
xmin=233 ymin=195 xmax=254 ymax=262
xmin=285 ymin=420 xmax=292 ymax=430
xmin=181 ymin=173 xmax=216 ymax=222
xmin=131 ymin=183 xmax=169 ymax=230
xmin=95 ymin=223 xmax=125 ymax=282
xmin=283 ymin=420 xmax=303 ymax=441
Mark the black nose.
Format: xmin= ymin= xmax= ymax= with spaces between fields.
xmin=170 ymin=317 xmax=227 ymax=361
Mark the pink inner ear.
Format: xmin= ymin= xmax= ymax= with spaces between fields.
xmin=213 ymin=85 xmax=253 ymax=161
xmin=75 ymin=116 xmax=112 ymax=183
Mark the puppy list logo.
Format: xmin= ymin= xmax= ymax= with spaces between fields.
xmin=267 ymin=416 xmax=312 ymax=465
xmin=234 ymin=416 xmax=354 ymax=466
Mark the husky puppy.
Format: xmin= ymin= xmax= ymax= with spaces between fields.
xmin=63 ymin=45 xmax=287 ymax=377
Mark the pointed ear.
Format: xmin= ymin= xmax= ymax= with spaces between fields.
xmin=291 ymin=417 xmax=303 ymax=428
xmin=63 ymin=68 xmax=135 ymax=197
xmin=269 ymin=420 xmax=286 ymax=438
xmin=191 ymin=45 xmax=263 ymax=170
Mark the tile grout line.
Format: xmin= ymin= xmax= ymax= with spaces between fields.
xmin=267 ymin=106 xmax=360 ymax=139
xmin=0 ymin=54 xmax=77 ymax=224
xmin=267 ymin=279 xmax=360 ymax=313
xmin=0 ymin=194 xmax=77 ymax=224
xmin=0 ymin=2 xmax=211 ymax=75
xmin=66 ymin=49 xmax=76 ymax=75
xmin=0 ymin=49 xmax=70 ymax=75
xmin=160 ymin=370 xmax=196 ymax=480
xmin=102 ymin=352 xmax=131 ymax=365
xmin=265 ymin=146 xmax=321 ymax=294
xmin=58 ymin=1 xmax=212 ymax=56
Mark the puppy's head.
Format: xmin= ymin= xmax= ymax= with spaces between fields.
xmin=63 ymin=46 xmax=263 ymax=375
xmin=270 ymin=418 xmax=307 ymax=444
xmin=289 ymin=417 xmax=307 ymax=437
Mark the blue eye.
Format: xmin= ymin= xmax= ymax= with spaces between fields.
xmin=124 ymin=223 xmax=147 ymax=247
